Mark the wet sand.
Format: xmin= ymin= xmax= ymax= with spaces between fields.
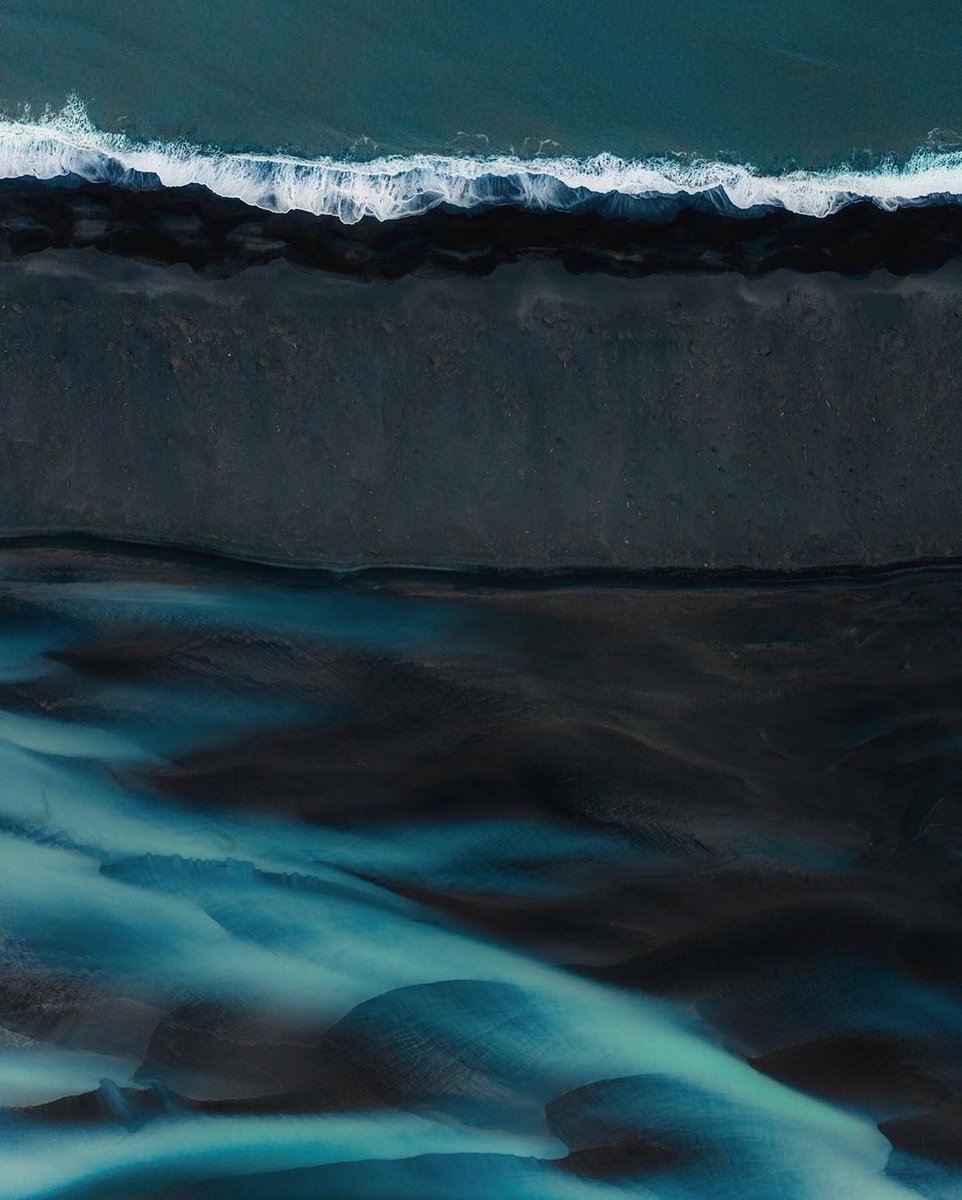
xmin=4 ymin=545 xmax=962 ymax=1186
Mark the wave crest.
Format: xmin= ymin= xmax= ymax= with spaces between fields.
xmin=3 ymin=99 xmax=962 ymax=223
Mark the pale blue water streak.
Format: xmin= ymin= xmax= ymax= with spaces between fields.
xmin=0 ymin=560 xmax=956 ymax=1199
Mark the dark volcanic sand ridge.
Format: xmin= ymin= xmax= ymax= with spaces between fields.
xmin=0 ymin=236 xmax=961 ymax=570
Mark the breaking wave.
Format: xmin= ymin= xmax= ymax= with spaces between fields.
xmin=4 ymin=99 xmax=962 ymax=224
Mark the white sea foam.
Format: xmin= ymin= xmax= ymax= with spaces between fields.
xmin=3 ymin=99 xmax=962 ymax=223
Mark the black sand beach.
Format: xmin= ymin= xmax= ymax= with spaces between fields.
xmin=1 ymin=185 xmax=961 ymax=571
xmin=9 ymin=7 xmax=962 ymax=1197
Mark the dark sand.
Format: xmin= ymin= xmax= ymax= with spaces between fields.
xmin=1 ymin=218 xmax=962 ymax=569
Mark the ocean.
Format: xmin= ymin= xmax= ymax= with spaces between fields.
xmin=1 ymin=1 xmax=962 ymax=220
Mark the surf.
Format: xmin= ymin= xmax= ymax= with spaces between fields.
xmin=4 ymin=99 xmax=962 ymax=225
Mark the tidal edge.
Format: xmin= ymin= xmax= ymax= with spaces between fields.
xmin=6 ymin=178 xmax=962 ymax=277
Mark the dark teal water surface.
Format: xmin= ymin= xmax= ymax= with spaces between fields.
xmin=0 ymin=0 xmax=960 ymax=167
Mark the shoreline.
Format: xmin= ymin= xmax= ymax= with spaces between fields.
xmin=6 ymin=534 xmax=962 ymax=591
xmin=5 ymin=179 xmax=962 ymax=278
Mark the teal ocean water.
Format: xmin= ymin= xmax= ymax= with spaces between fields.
xmin=0 ymin=0 xmax=960 ymax=165
xmin=0 ymin=1 xmax=961 ymax=220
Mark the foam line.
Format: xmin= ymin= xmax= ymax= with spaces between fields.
xmin=3 ymin=99 xmax=962 ymax=223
